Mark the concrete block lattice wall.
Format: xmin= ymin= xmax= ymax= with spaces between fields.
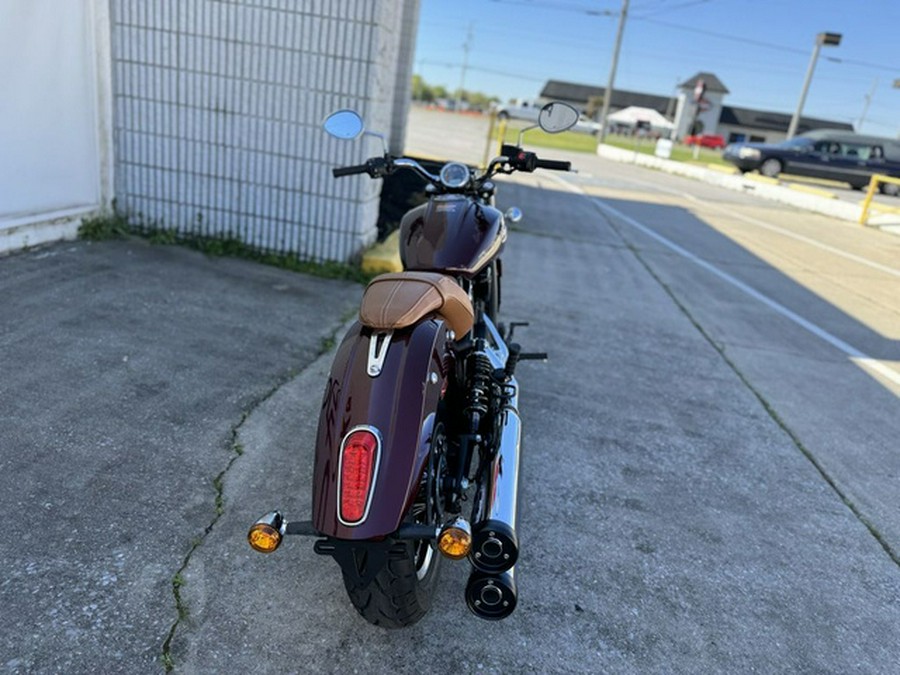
xmin=110 ymin=0 xmax=419 ymax=262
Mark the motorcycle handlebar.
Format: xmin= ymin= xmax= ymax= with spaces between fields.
xmin=332 ymin=163 xmax=369 ymax=178
xmin=534 ymin=158 xmax=571 ymax=171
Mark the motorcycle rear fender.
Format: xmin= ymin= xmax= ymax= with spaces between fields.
xmin=311 ymin=319 xmax=449 ymax=540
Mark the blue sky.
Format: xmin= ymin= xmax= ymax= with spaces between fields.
xmin=413 ymin=0 xmax=900 ymax=137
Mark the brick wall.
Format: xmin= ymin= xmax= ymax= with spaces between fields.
xmin=110 ymin=0 xmax=419 ymax=262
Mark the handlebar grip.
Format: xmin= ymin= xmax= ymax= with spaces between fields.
xmin=534 ymin=158 xmax=571 ymax=171
xmin=332 ymin=164 xmax=369 ymax=178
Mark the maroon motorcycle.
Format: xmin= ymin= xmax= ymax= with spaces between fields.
xmin=248 ymin=102 xmax=579 ymax=626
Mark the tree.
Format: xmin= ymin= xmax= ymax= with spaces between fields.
xmin=585 ymin=95 xmax=604 ymax=118
xmin=411 ymin=75 xmax=497 ymax=110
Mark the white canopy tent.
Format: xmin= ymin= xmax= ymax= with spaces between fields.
xmin=606 ymin=106 xmax=675 ymax=133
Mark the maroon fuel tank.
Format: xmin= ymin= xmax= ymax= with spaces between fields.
xmin=399 ymin=195 xmax=507 ymax=278
xmin=311 ymin=320 xmax=449 ymax=540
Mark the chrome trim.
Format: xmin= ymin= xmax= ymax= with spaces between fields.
xmin=482 ymin=315 xmax=509 ymax=369
xmin=336 ymin=424 xmax=383 ymax=527
xmin=439 ymin=161 xmax=471 ymax=189
xmin=366 ymin=331 xmax=392 ymax=377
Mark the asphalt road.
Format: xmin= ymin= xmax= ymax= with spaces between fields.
xmin=4 ymin=108 xmax=900 ymax=673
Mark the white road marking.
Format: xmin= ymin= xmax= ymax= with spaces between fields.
xmin=545 ymin=172 xmax=900 ymax=388
xmin=679 ymin=192 xmax=900 ymax=279
xmin=568 ymin=170 xmax=900 ymax=278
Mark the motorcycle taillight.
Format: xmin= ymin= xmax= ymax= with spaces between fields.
xmin=339 ymin=427 xmax=380 ymax=524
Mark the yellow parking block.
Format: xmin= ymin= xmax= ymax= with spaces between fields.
xmin=862 ymin=201 xmax=900 ymax=216
xmin=361 ymin=229 xmax=402 ymax=275
xmin=781 ymin=173 xmax=847 ymax=189
xmin=706 ymin=163 xmax=738 ymax=175
xmin=787 ymin=183 xmax=837 ymax=199
xmin=743 ymin=173 xmax=780 ymax=185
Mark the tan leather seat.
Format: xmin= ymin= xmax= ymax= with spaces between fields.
xmin=359 ymin=272 xmax=474 ymax=338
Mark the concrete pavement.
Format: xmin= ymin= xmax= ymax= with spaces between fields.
xmin=4 ymin=107 xmax=900 ymax=673
xmin=0 ymin=239 xmax=360 ymax=672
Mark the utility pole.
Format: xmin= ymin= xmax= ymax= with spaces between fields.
xmin=597 ymin=0 xmax=629 ymax=145
xmin=857 ymin=78 xmax=878 ymax=132
xmin=894 ymin=79 xmax=900 ymax=139
xmin=787 ymin=31 xmax=841 ymax=139
xmin=455 ymin=22 xmax=474 ymax=113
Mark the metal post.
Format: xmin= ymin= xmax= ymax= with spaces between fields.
xmin=786 ymin=41 xmax=822 ymax=140
xmin=597 ymin=0 xmax=629 ymax=146
xmin=857 ymin=79 xmax=878 ymax=132
xmin=787 ymin=32 xmax=841 ymax=140
xmin=455 ymin=22 xmax=473 ymax=113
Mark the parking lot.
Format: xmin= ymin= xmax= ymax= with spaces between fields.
xmin=3 ymin=106 xmax=900 ymax=673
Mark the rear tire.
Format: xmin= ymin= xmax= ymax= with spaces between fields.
xmin=880 ymin=181 xmax=899 ymax=196
xmin=342 ymin=424 xmax=447 ymax=628
xmin=343 ymin=538 xmax=441 ymax=628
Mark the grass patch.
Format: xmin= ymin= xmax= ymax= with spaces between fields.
xmin=495 ymin=121 xmax=599 ymax=153
xmin=145 ymin=230 xmax=373 ymax=284
xmin=601 ymin=134 xmax=731 ymax=166
xmin=492 ymin=120 xmax=731 ymax=167
xmin=78 ymin=211 xmax=130 ymax=240
xmin=77 ymin=208 xmax=373 ymax=284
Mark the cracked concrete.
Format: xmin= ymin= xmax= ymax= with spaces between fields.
xmin=0 ymin=239 xmax=360 ymax=672
xmin=599 ymin=205 xmax=900 ymax=569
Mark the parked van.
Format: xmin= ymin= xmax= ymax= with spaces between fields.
xmin=723 ymin=130 xmax=900 ymax=195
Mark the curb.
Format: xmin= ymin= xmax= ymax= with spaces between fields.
xmin=706 ymin=163 xmax=739 ymax=175
xmin=788 ymin=183 xmax=837 ymax=199
xmin=361 ymin=229 xmax=402 ymax=275
xmin=597 ymin=144 xmax=900 ymax=230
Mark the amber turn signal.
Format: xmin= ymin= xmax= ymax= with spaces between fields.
xmin=247 ymin=511 xmax=285 ymax=554
xmin=438 ymin=517 xmax=472 ymax=560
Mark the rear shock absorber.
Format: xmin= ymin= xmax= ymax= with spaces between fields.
xmin=450 ymin=341 xmax=494 ymax=509
xmin=465 ymin=345 xmax=493 ymax=433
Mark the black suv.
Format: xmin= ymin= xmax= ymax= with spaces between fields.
xmin=723 ymin=130 xmax=900 ymax=195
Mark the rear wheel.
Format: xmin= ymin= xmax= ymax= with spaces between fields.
xmin=880 ymin=181 xmax=899 ymax=196
xmin=759 ymin=158 xmax=782 ymax=178
xmin=342 ymin=426 xmax=447 ymax=628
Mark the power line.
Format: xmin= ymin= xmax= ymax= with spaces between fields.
xmin=418 ymin=59 xmax=545 ymax=83
xmin=487 ymin=0 xmax=617 ymax=16
xmin=824 ymin=56 xmax=900 ymax=74
xmin=632 ymin=16 xmax=808 ymax=55
xmin=632 ymin=0 xmax=713 ymax=19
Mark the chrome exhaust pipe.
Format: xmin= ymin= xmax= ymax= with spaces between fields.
xmin=470 ymin=378 xmax=521 ymax=574
xmin=465 ymin=567 xmax=517 ymax=620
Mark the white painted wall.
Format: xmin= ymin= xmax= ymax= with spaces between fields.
xmin=0 ymin=0 xmax=112 ymax=251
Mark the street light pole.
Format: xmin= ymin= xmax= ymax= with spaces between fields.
xmin=597 ymin=0 xmax=629 ymax=145
xmin=787 ymin=32 xmax=841 ymax=139
xmin=894 ymin=79 xmax=900 ymax=139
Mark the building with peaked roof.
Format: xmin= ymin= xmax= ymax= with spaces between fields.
xmin=539 ymin=74 xmax=853 ymax=144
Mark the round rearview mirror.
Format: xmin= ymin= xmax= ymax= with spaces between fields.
xmin=323 ymin=110 xmax=364 ymax=140
xmin=538 ymin=102 xmax=579 ymax=134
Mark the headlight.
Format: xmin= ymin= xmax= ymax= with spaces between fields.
xmin=440 ymin=162 xmax=471 ymax=189
xmin=738 ymin=147 xmax=761 ymax=160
